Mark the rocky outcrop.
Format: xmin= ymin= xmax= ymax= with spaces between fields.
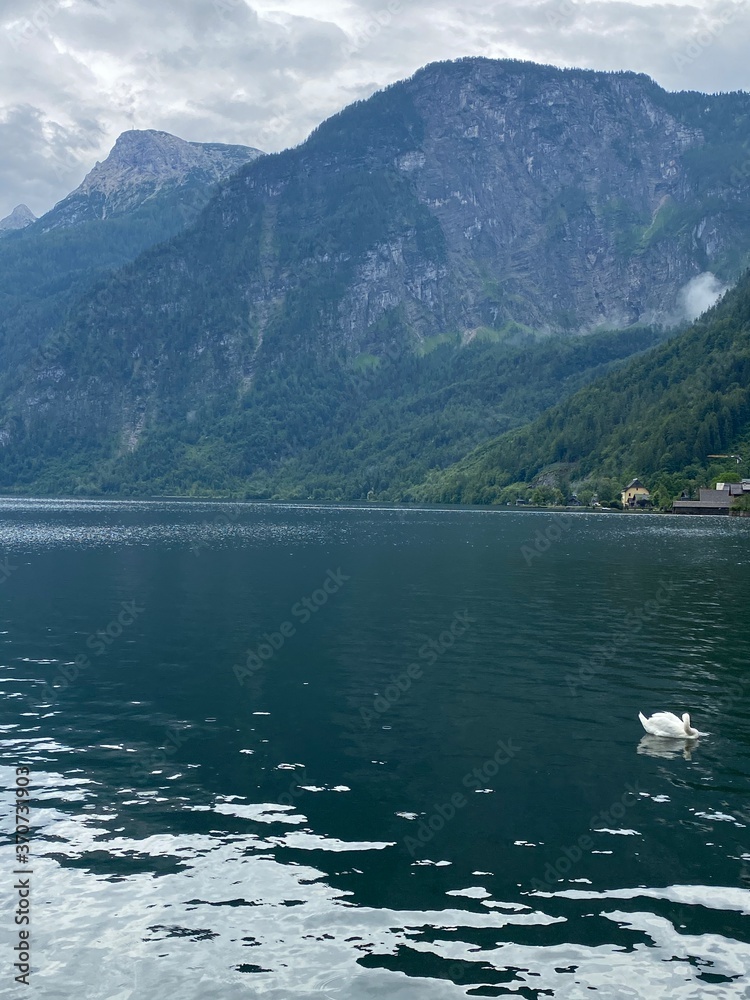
xmin=0 ymin=204 xmax=36 ymax=232
xmin=39 ymin=130 xmax=263 ymax=230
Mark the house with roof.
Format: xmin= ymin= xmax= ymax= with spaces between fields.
xmin=673 ymin=480 xmax=750 ymax=515
xmin=621 ymin=478 xmax=651 ymax=508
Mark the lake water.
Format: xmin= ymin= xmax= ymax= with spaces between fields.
xmin=1 ymin=499 xmax=749 ymax=999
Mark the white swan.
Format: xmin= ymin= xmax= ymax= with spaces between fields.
xmin=638 ymin=711 xmax=706 ymax=739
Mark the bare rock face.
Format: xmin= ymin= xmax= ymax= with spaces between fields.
xmin=206 ymin=58 xmax=750 ymax=343
xmin=325 ymin=59 xmax=750 ymax=333
xmin=39 ymin=130 xmax=264 ymax=230
xmin=0 ymin=204 xmax=36 ymax=232
xmin=400 ymin=62 xmax=706 ymax=330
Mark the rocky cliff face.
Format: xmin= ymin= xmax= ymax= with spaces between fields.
xmin=39 ymin=130 xmax=263 ymax=230
xmin=401 ymin=63 xmax=703 ymax=329
xmin=171 ymin=58 xmax=750 ymax=353
xmin=0 ymin=204 xmax=36 ymax=233
xmin=324 ymin=59 xmax=750 ymax=333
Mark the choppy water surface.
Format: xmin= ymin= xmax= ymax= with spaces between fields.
xmin=1 ymin=498 xmax=749 ymax=998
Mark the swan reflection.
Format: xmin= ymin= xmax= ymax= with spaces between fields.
xmin=637 ymin=734 xmax=700 ymax=760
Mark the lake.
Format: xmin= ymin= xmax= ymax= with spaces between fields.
xmin=1 ymin=499 xmax=749 ymax=999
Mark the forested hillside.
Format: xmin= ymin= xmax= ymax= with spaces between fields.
xmin=0 ymin=322 xmax=665 ymax=497
xmin=417 ymin=271 xmax=750 ymax=506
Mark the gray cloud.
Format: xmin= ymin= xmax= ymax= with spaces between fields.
xmin=1 ymin=0 xmax=749 ymax=215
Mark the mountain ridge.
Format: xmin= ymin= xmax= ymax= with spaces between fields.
xmin=3 ymin=58 xmax=750 ymax=498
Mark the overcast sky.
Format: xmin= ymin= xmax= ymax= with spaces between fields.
xmin=1 ymin=0 xmax=750 ymax=216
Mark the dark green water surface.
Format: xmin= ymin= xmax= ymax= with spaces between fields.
xmin=1 ymin=499 xmax=749 ymax=998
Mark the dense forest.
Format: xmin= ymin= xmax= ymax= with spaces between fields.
xmin=416 ymin=270 xmax=750 ymax=507
xmin=0 ymin=322 xmax=666 ymax=499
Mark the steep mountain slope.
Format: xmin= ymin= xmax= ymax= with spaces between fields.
xmin=0 ymin=205 xmax=36 ymax=233
xmin=416 ymin=271 xmax=750 ymax=505
xmin=3 ymin=57 xmax=750 ymax=497
xmin=0 ymin=131 xmax=262 ymax=375
xmin=234 ymin=325 xmax=666 ymax=501
xmin=1 ymin=323 xmax=666 ymax=497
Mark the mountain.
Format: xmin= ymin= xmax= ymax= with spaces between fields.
xmin=3 ymin=57 xmax=750 ymax=498
xmin=0 ymin=130 xmax=263 ymax=378
xmin=0 ymin=205 xmax=36 ymax=233
xmin=416 ymin=270 xmax=750 ymax=506
xmin=38 ymin=130 xmax=263 ymax=231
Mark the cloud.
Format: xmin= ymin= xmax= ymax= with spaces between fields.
xmin=1 ymin=0 xmax=750 ymax=215
xmin=679 ymin=271 xmax=729 ymax=321
xmin=0 ymin=104 xmax=108 ymax=215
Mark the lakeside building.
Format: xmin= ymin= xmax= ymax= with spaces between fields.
xmin=673 ymin=480 xmax=750 ymax=515
xmin=621 ymin=479 xmax=651 ymax=508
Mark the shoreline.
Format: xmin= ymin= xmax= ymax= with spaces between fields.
xmin=0 ymin=494 xmax=744 ymax=517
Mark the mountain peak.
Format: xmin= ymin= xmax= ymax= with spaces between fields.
xmin=83 ymin=129 xmax=262 ymax=189
xmin=41 ymin=129 xmax=264 ymax=231
xmin=0 ymin=204 xmax=37 ymax=232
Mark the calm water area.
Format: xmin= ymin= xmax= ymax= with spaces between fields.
xmin=1 ymin=499 xmax=748 ymax=998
